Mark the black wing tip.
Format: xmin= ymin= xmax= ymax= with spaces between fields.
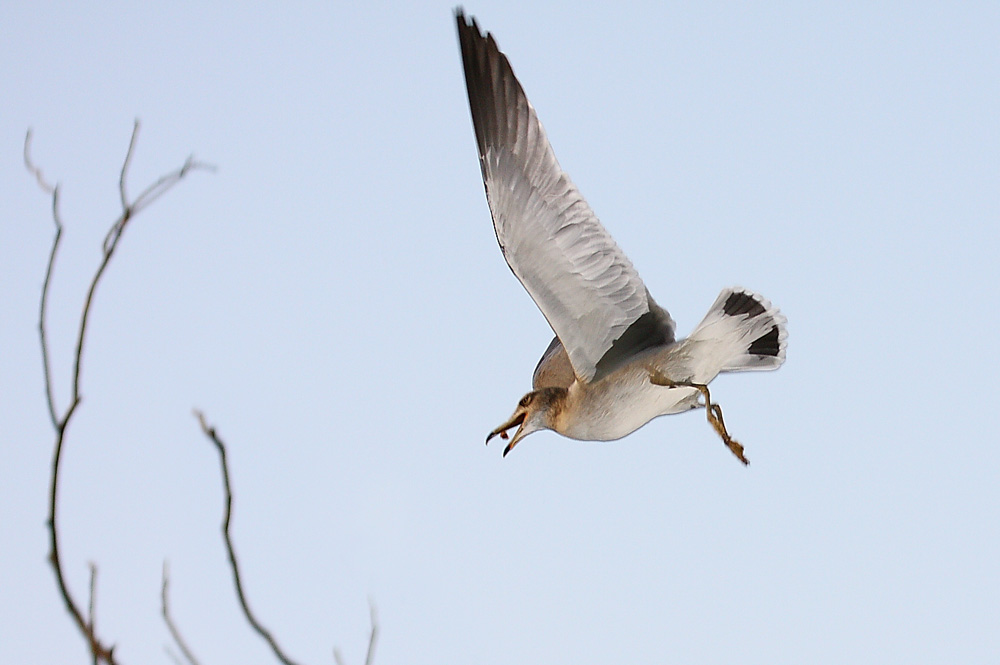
xmin=455 ymin=7 xmax=485 ymax=41
xmin=456 ymin=10 xmax=500 ymax=74
xmin=455 ymin=5 xmax=516 ymax=179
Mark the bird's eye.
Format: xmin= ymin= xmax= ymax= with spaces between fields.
xmin=519 ymin=394 xmax=533 ymax=407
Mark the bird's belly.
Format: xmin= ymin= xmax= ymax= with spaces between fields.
xmin=563 ymin=383 xmax=701 ymax=442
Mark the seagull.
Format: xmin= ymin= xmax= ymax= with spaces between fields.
xmin=456 ymin=10 xmax=787 ymax=464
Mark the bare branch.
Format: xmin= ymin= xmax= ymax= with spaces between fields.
xmin=44 ymin=402 xmax=109 ymax=663
xmin=88 ymin=563 xmax=98 ymax=665
xmin=28 ymin=125 xmax=209 ymax=664
xmin=164 ymin=648 xmax=186 ymax=665
xmin=161 ymin=563 xmax=202 ymax=665
xmin=103 ymin=121 xmax=215 ymax=255
xmin=78 ymin=126 xmax=213 ymax=402
xmin=119 ymin=120 xmax=139 ymax=214
xmin=364 ymin=603 xmax=378 ymax=665
xmin=129 ymin=154 xmax=215 ymax=219
xmin=334 ymin=602 xmax=378 ymax=665
xmin=194 ymin=410 xmax=304 ymax=665
xmin=31 ymin=123 xmax=369 ymax=665
xmin=24 ymin=129 xmax=56 ymax=194
xmin=25 ymin=130 xmax=63 ymax=428
xmin=39 ymin=187 xmax=65 ymax=428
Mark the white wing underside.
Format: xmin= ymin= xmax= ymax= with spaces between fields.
xmin=457 ymin=12 xmax=675 ymax=383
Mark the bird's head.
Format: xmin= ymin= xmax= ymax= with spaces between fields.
xmin=486 ymin=387 xmax=567 ymax=457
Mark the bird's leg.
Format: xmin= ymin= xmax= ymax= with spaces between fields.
xmin=647 ymin=369 xmax=749 ymax=465
xmin=705 ymin=399 xmax=748 ymax=466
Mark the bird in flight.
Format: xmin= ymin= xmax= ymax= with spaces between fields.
xmin=455 ymin=10 xmax=787 ymax=464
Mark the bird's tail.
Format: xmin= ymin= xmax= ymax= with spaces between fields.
xmin=686 ymin=287 xmax=787 ymax=378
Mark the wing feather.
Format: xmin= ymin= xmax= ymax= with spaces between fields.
xmin=456 ymin=11 xmax=675 ymax=382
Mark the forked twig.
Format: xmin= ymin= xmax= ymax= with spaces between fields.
xmin=28 ymin=123 xmax=210 ymax=664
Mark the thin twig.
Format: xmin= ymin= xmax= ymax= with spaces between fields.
xmin=88 ymin=563 xmax=99 ymax=665
xmin=334 ymin=602 xmax=378 ymax=665
xmin=164 ymin=648 xmax=186 ymax=665
xmin=39 ymin=187 xmax=64 ymax=428
xmin=103 ymin=122 xmax=215 ymax=255
xmin=119 ymin=120 xmax=138 ymax=214
xmin=130 ymin=154 xmax=214 ymax=217
xmin=25 ymin=131 xmax=62 ymax=428
xmin=364 ymin=603 xmax=378 ymax=665
xmin=24 ymin=129 xmax=55 ymax=194
xmin=194 ymin=410 xmax=304 ymax=665
xmin=28 ymin=125 xmax=209 ymax=665
xmin=161 ymin=562 xmax=202 ymax=665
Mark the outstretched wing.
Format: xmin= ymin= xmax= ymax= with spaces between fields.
xmin=456 ymin=11 xmax=674 ymax=382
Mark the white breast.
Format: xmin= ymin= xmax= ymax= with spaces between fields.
xmin=560 ymin=377 xmax=701 ymax=442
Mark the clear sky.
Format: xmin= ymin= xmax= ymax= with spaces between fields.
xmin=2 ymin=2 xmax=998 ymax=664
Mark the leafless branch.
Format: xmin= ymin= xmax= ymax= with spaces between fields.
xmin=28 ymin=124 xmax=209 ymax=664
xmin=103 ymin=121 xmax=214 ymax=255
xmin=25 ymin=131 xmax=63 ymax=428
xmin=88 ymin=563 xmax=98 ymax=665
xmin=30 ymin=122 xmax=372 ymax=665
xmin=164 ymin=648 xmax=186 ymax=665
xmin=194 ymin=410 xmax=304 ymax=665
xmin=24 ymin=129 xmax=56 ymax=194
xmin=364 ymin=604 xmax=378 ymax=665
xmin=118 ymin=121 xmax=138 ymax=213
xmin=161 ymin=563 xmax=202 ymax=665
xmin=334 ymin=603 xmax=378 ymax=665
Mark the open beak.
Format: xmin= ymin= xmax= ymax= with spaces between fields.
xmin=485 ymin=409 xmax=532 ymax=457
xmin=486 ymin=410 xmax=525 ymax=444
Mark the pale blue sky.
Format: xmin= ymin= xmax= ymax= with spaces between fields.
xmin=2 ymin=2 xmax=999 ymax=664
